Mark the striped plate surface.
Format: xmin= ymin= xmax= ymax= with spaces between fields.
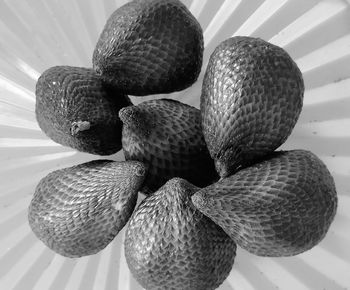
xmin=1 ymin=0 xmax=350 ymax=289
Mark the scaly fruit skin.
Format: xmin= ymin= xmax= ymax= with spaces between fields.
xmin=35 ymin=66 xmax=131 ymax=155
xmin=93 ymin=0 xmax=203 ymax=96
xmin=28 ymin=160 xmax=146 ymax=258
xmin=201 ymin=36 xmax=304 ymax=177
xmin=125 ymin=178 xmax=236 ymax=290
xmin=119 ymin=99 xmax=218 ymax=194
xmin=192 ymin=150 xmax=337 ymax=257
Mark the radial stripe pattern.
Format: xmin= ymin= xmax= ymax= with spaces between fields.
xmin=1 ymin=0 xmax=350 ymax=289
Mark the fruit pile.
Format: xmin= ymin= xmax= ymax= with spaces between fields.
xmin=28 ymin=0 xmax=338 ymax=289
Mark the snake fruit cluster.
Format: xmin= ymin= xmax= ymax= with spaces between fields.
xmin=119 ymin=99 xmax=217 ymax=193
xmin=28 ymin=160 xmax=146 ymax=258
xmin=29 ymin=0 xmax=339 ymax=289
xmin=125 ymin=178 xmax=237 ymax=290
xmin=35 ymin=0 xmax=202 ymax=154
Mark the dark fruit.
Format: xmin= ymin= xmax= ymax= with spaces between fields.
xmin=201 ymin=36 xmax=304 ymax=177
xmin=35 ymin=66 xmax=131 ymax=155
xmin=93 ymin=0 xmax=203 ymax=96
xmin=119 ymin=99 xmax=217 ymax=193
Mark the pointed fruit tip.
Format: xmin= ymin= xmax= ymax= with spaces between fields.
xmin=163 ymin=178 xmax=199 ymax=197
xmin=70 ymin=121 xmax=91 ymax=136
xmin=118 ymin=105 xmax=142 ymax=124
xmin=215 ymin=159 xmax=231 ymax=178
xmin=191 ymin=192 xmax=204 ymax=209
xmin=133 ymin=162 xmax=147 ymax=177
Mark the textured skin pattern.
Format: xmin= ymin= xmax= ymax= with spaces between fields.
xmin=28 ymin=160 xmax=146 ymax=258
xmin=192 ymin=150 xmax=338 ymax=257
xmin=125 ymin=178 xmax=236 ymax=290
xmin=35 ymin=66 xmax=131 ymax=155
xmin=201 ymin=36 xmax=304 ymax=177
xmin=119 ymin=99 xmax=218 ymax=193
xmin=93 ymin=0 xmax=203 ymax=96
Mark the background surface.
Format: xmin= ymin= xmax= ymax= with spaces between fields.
xmin=0 ymin=0 xmax=350 ymax=289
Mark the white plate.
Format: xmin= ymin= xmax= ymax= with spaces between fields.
xmin=1 ymin=0 xmax=350 ymax=289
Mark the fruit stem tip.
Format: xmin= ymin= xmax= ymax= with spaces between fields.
xmin=70 ymin=121 xmax=91 ymax=136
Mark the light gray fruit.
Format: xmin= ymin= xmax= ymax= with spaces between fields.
xmin=192 ymin=150 xmax=337 ymax=257
xmin=28 ymin=160 xmax=146 ymax=258
xmin=125 ymin=178 xmax=236 ymax=290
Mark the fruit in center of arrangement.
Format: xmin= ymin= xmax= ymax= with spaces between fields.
xmin=92 ymin=0 xmax=203 ymax=96
xmin=28 ymin=160 xmax=146 ymax=258
xmin=125 ymin=178 xmax=237 ymax=290
xmin=192 ymin=150 xmax=337 ymax=257
xmin=201 ymin=36 xmax=304 ymax=177
xmin=35 ymin=66 xmax=131 ymax=155
xmin=119 ymin=99 xmax=217 ymax=193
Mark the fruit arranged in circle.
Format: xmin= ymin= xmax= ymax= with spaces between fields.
xmin=29 ymin=1 xmax=339 ymax=287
